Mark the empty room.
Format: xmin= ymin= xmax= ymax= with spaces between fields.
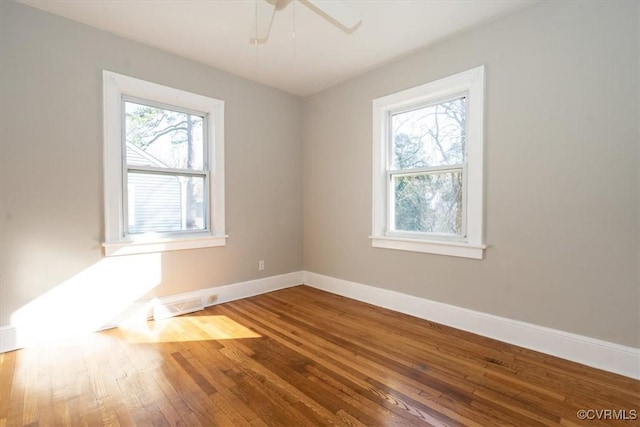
xmin=1 ymin=0 xmax=639 ymax=425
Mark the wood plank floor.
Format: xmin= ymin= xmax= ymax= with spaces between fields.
xmin=1 ymin=285 xmax=638 ymax=426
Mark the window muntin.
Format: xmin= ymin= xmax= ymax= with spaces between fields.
xmin=123 ymin=99 xmax=208 ymax=236
xmin=388 ymin=96 xmax=467 ymax=238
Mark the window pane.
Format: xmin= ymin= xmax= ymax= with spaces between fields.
xmin=393 ymin=171 xmax=463 ymax=235
xmin=391 ymin=97 xmax=466 ymax=170
xmin=127 ymin=172 xmax=205 ymax=234
xmin=125 ymin=101 xmax=204 ymax=170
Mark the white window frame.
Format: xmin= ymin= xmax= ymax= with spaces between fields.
xmin=103 ymin=71 xmax=226 ymax=256
xmin=371 ymin=66 xmax=485 ymax=259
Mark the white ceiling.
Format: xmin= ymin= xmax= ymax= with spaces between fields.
xmin=18 ymin=0 xmax=535 ymax=96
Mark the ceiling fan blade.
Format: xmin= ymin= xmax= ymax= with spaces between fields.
xmin=304 ymin=0 xmax=362 ymax=30
xmin=250 ymin=0 xmax=277 ymax=44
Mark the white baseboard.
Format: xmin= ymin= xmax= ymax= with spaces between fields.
xmin=154 ymin=271 xmax=303 ymax=309
xmin=0 ymin=271 xmax=303 ymax=354
xmin=0 ymin=326 xmax=17 ymax=353
xmin=303 ymin=271 xmax=640 ymax=380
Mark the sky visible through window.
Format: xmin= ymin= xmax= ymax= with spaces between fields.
xmin=390 ymin=97 xmax=466 ymax=235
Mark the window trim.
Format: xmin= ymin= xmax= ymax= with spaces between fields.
xmin=371 ymin=66 xmax=485 ymax=259
xmin=103 ymin=70 xmax=226 ymax=256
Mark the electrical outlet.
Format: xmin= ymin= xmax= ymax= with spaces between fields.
xmin=258 ymin=260 xmax=265 ymax=271
xmin=207 ymin=295 xmax=218 ymax=304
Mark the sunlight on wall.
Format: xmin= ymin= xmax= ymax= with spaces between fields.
xmin=117 ymin=315 xmax=262 ymax=343
xmin=10 ymin=253 xmax=161 ymax=347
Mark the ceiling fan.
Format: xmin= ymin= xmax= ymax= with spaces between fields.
xmin=250 ymin=0 xmax=362 ymax=44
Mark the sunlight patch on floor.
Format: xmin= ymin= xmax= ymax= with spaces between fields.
xmin=117 ymin=314 xmax=261 ymax=343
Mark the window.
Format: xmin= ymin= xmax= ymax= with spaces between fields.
xmin=371 ymin=66 xmax=485 ymax=259
xmin=103 ymin=71 xmax=226 ymax=256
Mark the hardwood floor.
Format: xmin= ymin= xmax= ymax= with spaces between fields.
xmin=1 ymin=285 xmax=638 ymax=426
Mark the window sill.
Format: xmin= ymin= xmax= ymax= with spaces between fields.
xmin=103 ymin=234 xmax=227 ymax=256
xmin=370 ymin=236 xmax=485 ymax=259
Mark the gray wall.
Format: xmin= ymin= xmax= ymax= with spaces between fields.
xmin=303 ymin=1 xmax=640 ymax=347
xmin=1 ymin=0 xmax=638 ymax=349
xmin=0 ymin=1 xmax=303 ymax=326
